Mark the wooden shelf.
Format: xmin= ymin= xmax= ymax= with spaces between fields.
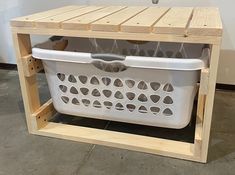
xmin=11 ymin=5 xmax=222 ymax=163
xmin=11 ymin=6 xmax=222 ymax=36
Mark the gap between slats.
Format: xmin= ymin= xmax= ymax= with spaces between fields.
xmin=153 ymin=7 xmax=194 ymax=35
xmin=62 ymin=6 xmax=127 ymax=30
xmin=35 ymin=6 xmax=105 ymax=28
xmin=11 ymin=6 xmax=223 ymax=36
xmin=11 ymin=6 xmax=83 ymax=27
xmin=121 ymin=7 xmax=170 ymax=33
xmin=91 ymin=6 xmax=148 ymax=32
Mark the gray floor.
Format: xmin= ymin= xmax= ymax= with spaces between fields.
xmin=0 ymin=69 xmax=235 ymax=175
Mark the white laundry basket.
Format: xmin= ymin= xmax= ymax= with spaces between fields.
xmin=33 ymin=37 xmax=209 ymax=129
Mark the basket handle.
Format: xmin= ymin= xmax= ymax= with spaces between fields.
xmin=91 ymin=53 xmax=126 ymax=61
xmin=91 ymin=53 xmax=127 ymax=73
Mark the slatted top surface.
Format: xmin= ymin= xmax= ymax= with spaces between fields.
xmin=11 ymin=6 xmax=222 ymax=36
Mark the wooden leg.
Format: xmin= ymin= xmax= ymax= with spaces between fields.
xmin=12 ymin=33 xmax=41 ymax=132
xmin=200 ymin=44 xmax=221 ymax=162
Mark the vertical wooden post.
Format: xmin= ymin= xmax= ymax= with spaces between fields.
xmin=12 ymin=33 xmax=41 ymax=132
xmin=200 ymin=43 xmax=221 ymax=162
xmin=194 ymin=68 xmax=209 ymax=158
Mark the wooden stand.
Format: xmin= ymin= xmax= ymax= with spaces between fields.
xmin=11 ymin=6 xmax=222 ymax=163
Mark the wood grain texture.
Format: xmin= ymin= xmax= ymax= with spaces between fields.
xmin=32 ymin=99 xmax=56 ymax=129
xmin=91 ymin=6 xmax=147 ymax=32
xmin=199 ymin=68 xmax=210 ymax=95
xmin=11 ymin=26 xmax=222 ymax=44
xmin=12 ymin=34 xmax=41 ymax=132
xmin=11 ymin=6 xmax=80 ymax=27
xmin=62 ymin=6 xmax=126 ymax=30
xmin=188 ymin=7 xmax=223 ymax=36
xmin=35 ymin=6 xmax=103 ymax=28
xmin=153 ymin=7 xmax=193 ymax=35
xmin=11 ymin=6 xmax=223 ymax=36
xmin=121 ymin=7 xmax=169 ymax=33
xmin=35 ymin=122 xmax=196 ymax=161
xmin=11 ymin=5 xmax=223 ymax=163
xmin=22 ymin=55 xmax=43 ymax=77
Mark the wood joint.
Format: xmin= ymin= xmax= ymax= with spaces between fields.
xmin=193 ymin=139 xmax=202 ymax=159
xmin=22 ymin=54 xmax=43 ymax=77
xmin=32 ymin=99 xmax=57 ymax=129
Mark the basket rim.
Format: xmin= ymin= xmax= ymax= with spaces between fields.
xmin=32 ymin=47 xmax=209 ymax=71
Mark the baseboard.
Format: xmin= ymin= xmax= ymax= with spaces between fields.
xmin=0 ymin=63 xmax=17 ymax=70
xmin=216 ymin=84 xmax=235 ymax=91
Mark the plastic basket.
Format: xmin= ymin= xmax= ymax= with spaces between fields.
xmin=32 ymin=37 xmax=209 ymax=129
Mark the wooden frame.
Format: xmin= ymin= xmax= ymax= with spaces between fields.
xmin=11 ymin=6 xmax=222 ymax=163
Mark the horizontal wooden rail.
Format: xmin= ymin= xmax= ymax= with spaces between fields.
xmin=11 ymin=5 xmax=222 ymax=163
xmin=35 ymin=122 xmax=198 ymax=161
xmin=32 ymin=99 xmax=57 ymax=129
xmin=12 ymin=27 xmax=222 ymax=45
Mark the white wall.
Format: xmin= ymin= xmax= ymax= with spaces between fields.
xmin=1 ymin=0 xmax=234 ymax=84
xmin=0 ymin=0 xmax=87 ymax=63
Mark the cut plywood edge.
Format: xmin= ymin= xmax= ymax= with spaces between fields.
xmin=11 ymin=6 xmax=80 ymax=27
xmin=153 ymin=7 xmax=193 ymax=35
xmin=201 ymin=44 xmax=221 ymax=162
xmin=62 ymin=6 xmax=126 ymax=30
xmin=36 ymin=122 xmax=195 ymax=159
xmin=91 ymin=6 xmax=147 ymax=32
xmin=35 ymin=6 xmax=104 ymax=28
xmin=187 ymin=7 xmax=223 ymax=36
xmin=121 ymin=7 xmax=169 ymax=33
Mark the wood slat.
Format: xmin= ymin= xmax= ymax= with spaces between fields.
xmin=153 ymin=7 xmax=193 ymax=35
xmin=187 ymin=7 xmax=222 ymax=36
xmin=37 ymin=122 xmax=194 ymax=159
xmin=121 ymin=7 xmax=169 ymax=33
xmin=11 ymin=6 xmax=80 ymax=27
xmin=91 ymin=6 xmax=147 ymax=32
xmin=62 ymin=6 xmax=126 ymax=30
xmin=35 ymin=6 xmax=104 ymax=28
xmin=11 ymin=6 xmax=223 ymax=37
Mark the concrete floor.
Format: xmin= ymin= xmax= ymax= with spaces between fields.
xmin=0 ymin=68 xmax=235 ymax=175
